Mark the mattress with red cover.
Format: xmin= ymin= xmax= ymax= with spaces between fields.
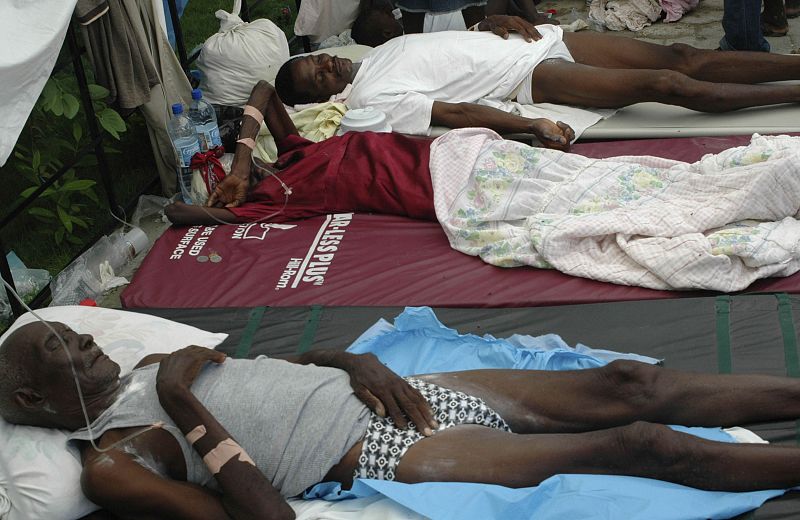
xmin=121 ymin=134 xmax=800 ymax=309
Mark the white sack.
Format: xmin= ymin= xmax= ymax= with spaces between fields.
xmin=198 ymin=0 xmax=290 ymax=107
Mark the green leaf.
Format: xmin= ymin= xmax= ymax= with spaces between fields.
xmin=61 ymin=180 xmax=96 ymax=191
xmin=96 ymin=108 xmax=126 ymax=140
xmin=62 ymin=94 xmax=80 ymax=119
xmin=66 ymin=234 xmax=83 ymax=245
xmin=55 ymin=228 xmax=65 ymax=245
xmin=71 ymin=216 xmax=89 ymax=229
xmin=32 ymin=150 xmax=41 ymax=171
xmin=84 ymin=189 xmax=100 ymax=204
xmin=50 ymin=95 xmax=64 ymax=117
xmin=72 ymin=122 xmax=83 ymax=143
xmin=20 ymin=186 xmax=39 ymax=198
xmin=40 ymin=80 xmax=59 ymax=111
xmin=88 ymin=84 xmax=110 ymax=101
xmin=57 ymin=206 xmax=73 ymax=233
xmin=28 ymin=207 xmax=56 ymax=218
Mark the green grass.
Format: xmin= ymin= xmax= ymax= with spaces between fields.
xmin=180 ymin=0 xmax=298 ymax=54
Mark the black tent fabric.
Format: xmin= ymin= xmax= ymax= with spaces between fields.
xmin=135 ymin=294 xmax=800 ymax=518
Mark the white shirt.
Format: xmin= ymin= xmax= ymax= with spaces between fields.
xmin=346 ymin=25 xmax=571 ymax=135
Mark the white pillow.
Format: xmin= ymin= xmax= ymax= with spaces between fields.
xmin=0 ymin=306 xmax=227 ymax=520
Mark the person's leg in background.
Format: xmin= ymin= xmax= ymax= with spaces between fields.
xmin=720 ymin=0 xmax=771 ymax=51
xmin=761 ymin=0 xmax=789 ymax=36
xmin=787 ymin=0 xmax=800 ymax=17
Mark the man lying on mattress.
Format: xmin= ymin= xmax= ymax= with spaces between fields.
xmin=164 ymin=79 xmax=799 ymax=228
xmin=5 ymin=320 xmax=800 ymax=520
xmin=273 ymin=17 xmax=800 ymax=136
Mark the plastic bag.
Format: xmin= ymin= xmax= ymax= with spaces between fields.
xmin=0 ymin=252 xmax=51 ymax=319
xmin=197 ymin=0 xmax=290 ymax=107
xmin=50 ymin=229 xmax=149 ymax=306
xmin=131 ymin=194 xmax=173 ymax=228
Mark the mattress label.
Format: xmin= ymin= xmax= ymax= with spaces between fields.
xmin=275 ymin=213 xmax=352 ymax=290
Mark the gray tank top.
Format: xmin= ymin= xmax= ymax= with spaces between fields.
xmin=68 ymin=357 xmax=371 ymax=496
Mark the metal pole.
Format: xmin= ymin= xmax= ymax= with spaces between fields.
xmin=166 ymin=0 xmax=189 ymax=72
xmin=295 ymin=0 xmax=312 ymax=52
xmin=66 ymin=24 xmax=122 ymax=219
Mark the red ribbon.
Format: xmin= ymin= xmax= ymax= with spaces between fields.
xmin=190 ymin=146 xmax=227 ymax=196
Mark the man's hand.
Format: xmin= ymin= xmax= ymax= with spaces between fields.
xmin=343 ymin=353 xmax=438 ymax=436
xmin=530 ymin=119 xmax=575 ymax=152
xmin=208 ymin=173 xmax=249 ymax=208
xmin=156 ymin=346 xmax=227 ymax=400
xmin=477 ymin=14 xmax=542 ymax=41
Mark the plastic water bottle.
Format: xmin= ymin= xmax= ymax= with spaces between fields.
xmin=167 ymin=103 xmax=201 ymax=204
xmin=188 ymin=88 xmax=222 ymax=152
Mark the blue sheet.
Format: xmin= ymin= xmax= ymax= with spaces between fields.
xmin=304 ymin=307 xmax=788 ymax=519
xmin=162 ymin=0 xmax=189 ymax=46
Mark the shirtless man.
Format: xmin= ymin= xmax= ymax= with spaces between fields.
xmin=274 ymin=21 xmax=800 ymax=136
xmin=5 ymin=320 xmax=800 ymax=519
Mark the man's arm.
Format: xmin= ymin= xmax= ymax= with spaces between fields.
xmin=82 ymin=447 xmax=242 ymax=520
xmin=286 ymin=350 xmax=438 ymax=436
xmin=473 ymin=14 xmax=543 ymax=41
xmin=431 ymin=100 xmax=575 ymax=151
xmin=148 ymin=347 xmax=294 ymax=520
xmin=208 ymin=81 xmax=299 ymax=208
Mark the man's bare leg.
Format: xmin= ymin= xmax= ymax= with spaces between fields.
xmin=562 ymin=31 xmax=800 ymax=83
xmin=416 ymin=361 xmax=800 ymax=432
xmin=529 ymin=59 xmax=800 ymax=111
xmin=164 ymin=201 xmax=245 ymax=226
xmin=394 ymin=423 xmax=800 ymax=491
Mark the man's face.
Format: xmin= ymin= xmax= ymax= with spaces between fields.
xmin=15 ymin=321 xmax=121 ymax=410
xmin=291 ymin=54 xmax=354 ymax=102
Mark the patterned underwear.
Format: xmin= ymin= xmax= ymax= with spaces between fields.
xmin=354 ymin=377 xmax=511 ymax=481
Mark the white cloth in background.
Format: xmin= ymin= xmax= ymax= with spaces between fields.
xmin=294 ymin=0 xmax=361 ymax=43
xmin=423 ymin=9 xmax=467 ymax=32
xmin=589 ymin=0 xmax=662 ymax=31
xmin=346 ymin=25 xmax=571 ymax=135
xmin=0 ymin=0 xmax=78 ymax=167
xmin=431 ymin=129 xmax=800 ymax=292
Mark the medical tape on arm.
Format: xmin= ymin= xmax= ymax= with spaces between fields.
xmin=203 ymin=438 xmax=256 ymax=475
xmin=237 ymin=138 xmax=256 ymax=150
xmin=185 ymin=424 xmax=207 ymax=445
xmin=243 ymin=105 xmax=265 ymax=126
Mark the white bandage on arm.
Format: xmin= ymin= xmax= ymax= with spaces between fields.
xmin=243 ymin=105 xmax=265 ymax=126
xmin=236 ymin=137 xmax=256 ymax=150
xmin=467 ymin=19 xmax=484 ymax=31
xmin=203 ymin=438 xmax=256 ymax=475
xmin=186 ymin=424 xmax=207 ymax=445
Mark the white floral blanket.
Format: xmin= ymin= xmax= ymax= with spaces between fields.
xmin=430 ymin=129 xmax=800 ymax=291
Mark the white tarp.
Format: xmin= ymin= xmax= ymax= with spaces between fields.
xmin=0 ymin=0 xmax=78 ymax=167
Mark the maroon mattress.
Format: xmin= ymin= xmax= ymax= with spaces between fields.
xmin=121 ymin=134 xmax=800 ymax=309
